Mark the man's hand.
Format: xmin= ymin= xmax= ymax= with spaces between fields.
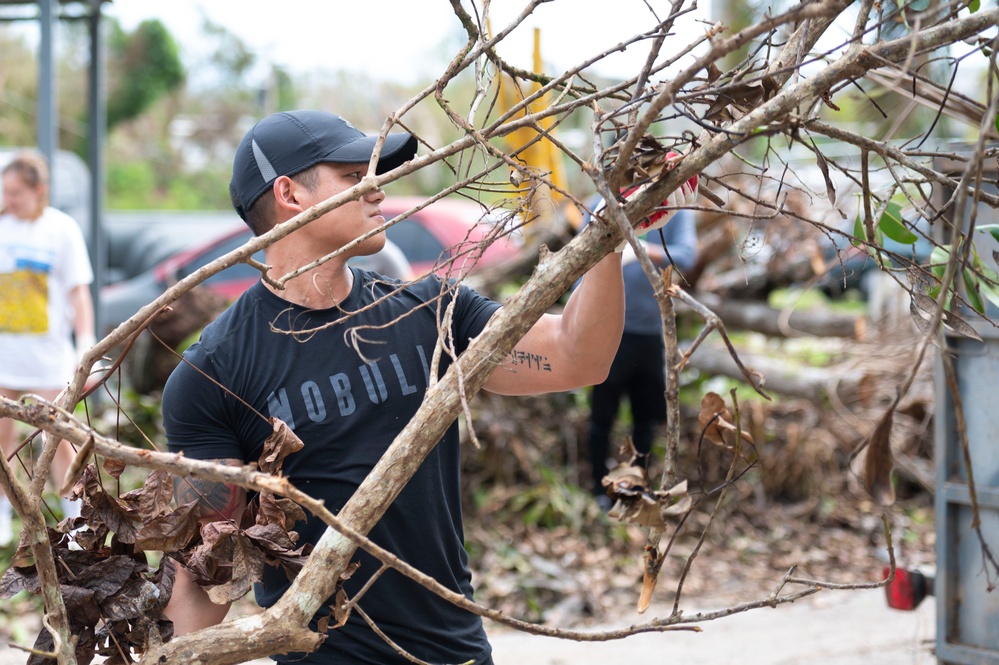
xmin=611 ymin=151 xmax=699 ymax=252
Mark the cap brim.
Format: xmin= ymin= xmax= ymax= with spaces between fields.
xmin=324 ymin=132 xmax=418 ymax=174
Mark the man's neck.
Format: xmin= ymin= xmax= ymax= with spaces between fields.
xmin=264 ymin=253 xmax=354 ymax=309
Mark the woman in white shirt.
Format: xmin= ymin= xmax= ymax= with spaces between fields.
xmin=0 ymin=150 xmax=95 ymax=546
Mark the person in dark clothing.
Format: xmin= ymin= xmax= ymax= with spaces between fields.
xmin=584 ymin=204 xmax=698 ymax=505
xmin=161 ymin=109 xmax=639 ymax=664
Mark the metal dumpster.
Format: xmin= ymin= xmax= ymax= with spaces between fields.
xmin=935 ymin=329 xmax=999 ymax=664
xmin=934 ymin=166 xmax=999 ymax=665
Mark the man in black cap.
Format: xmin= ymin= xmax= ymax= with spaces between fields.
xmin=159 ymin=109 xmax=664 ymax=664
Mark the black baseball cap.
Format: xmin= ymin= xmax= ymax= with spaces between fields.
xmin=229 ymin=109 xmax=418 ymax=221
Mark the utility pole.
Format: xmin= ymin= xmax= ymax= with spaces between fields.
xmin=37 ymin=0 xmax=58 ymax=199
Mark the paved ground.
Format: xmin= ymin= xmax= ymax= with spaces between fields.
xmin=0 ymin=587 xmax=935 ymax=664
xmin=487 ymin=588 xmax=936 ymax=665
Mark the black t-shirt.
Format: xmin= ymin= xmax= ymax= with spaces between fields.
xmin=163 ymin=269 xmax=501 ymax=664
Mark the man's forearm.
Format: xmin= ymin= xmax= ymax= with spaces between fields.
xmin=165 ymin=563 xmax=231 ymax=636
xmin=560 ymin=251 xmax=625 ymax=374
xmin=483 ymin=250 xmax=625 ymax=395
xmin=164 ymin=459 xmax=245 ymax=635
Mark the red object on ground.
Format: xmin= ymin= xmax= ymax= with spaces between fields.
xmin=883 ymin=565 xmax=931 ymax=611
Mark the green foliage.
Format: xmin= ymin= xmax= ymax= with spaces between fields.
xmin=927 ymin=230 xmax=999 ymax=316
xmin=107 ymin=20 xmax=185 ymax=129
xmin=853 ymin=205 xmax=882 ymax=246
xmin=273 ymin=67 xmax=297 ymax=111
xmin=202 ymin=18 xmax=256 ymax=83
xmin=505 ymin=466 xmax=603 ymax=531
xmin=107 ymin=161 xmax=157 ymax=208
xmin=962 ymin=265 xmax=985 ymax=313
xmin=877 ymin=201 xmax=918 ymax=244
xmin=0 ymin=28 xmax=65 ymax=148
xmin=165 ymin=170 xmax=233 ymax=210
xmin=982 ymin=224 xmax=999 ymax=245
xmin=107 ymin=161 xmax=232 ymax=210
xmin=852 ymin=197 xmax=918 ymax=248
xmin=928 ymin=245 xmax=950 ymax=275
xmin=770 ymin=288 xmax=865 ymax=320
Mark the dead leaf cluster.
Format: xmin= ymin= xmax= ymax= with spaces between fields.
xmin=0 ymin=464 xmax=179 ymax=665
xmin=0 ymin=418 xmax=311 ymax=663
xmin=601 ymin=438 xmax=692 ymax=529
xmin=696 ymin=62 xmax=782 ymax=126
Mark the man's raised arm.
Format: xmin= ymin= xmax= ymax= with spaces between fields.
xmin=483 ymin=251 xmax=625 ymax=396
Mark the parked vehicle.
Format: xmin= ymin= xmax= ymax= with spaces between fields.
xmin=819 ymin=216 xmax=934 ymax=298
xmin=379 ymin=196 xmax=521 ymax=277
xmin=103 ymin=210 xmax=239 ymax=284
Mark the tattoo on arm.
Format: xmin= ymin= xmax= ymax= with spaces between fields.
xmin=174 ymin=458 xmax=246 ymax=521
xmin=506 ymin=348 xmax=553 ymax=373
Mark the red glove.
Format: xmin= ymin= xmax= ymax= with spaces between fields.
xmin=606 ymin=151 xmax=699 ymax=252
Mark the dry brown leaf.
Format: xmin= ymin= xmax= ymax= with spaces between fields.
xmin=1 ymin=525 xmax=176 ymax=664
xmin=259 ymin=417 xmax=305 ymax=474
xmin=661 ymin=493 xmax=694 ymax=517
xmin=698 ymin=391 xmax=754 ymax=449
xmin=186 ymin=520 xmax=241 ymax=585
xmin=638 ymin=569 xmax=657 ymax=614
xmin=102 ymin=456 xmax=128 ymax=479
xmin=699 ymin=392 xmax=731 ymax=446
xmin=137 ymin=469 xmax=175 ymax=519
xmin=862 ymin=408 xmax=896 ymax=507
xmin=133 ymin=500 xmax=202 ymax=552
xmin=78 ymin=465 xmax=142 ymax=544
xmin=330 ymin=562 xmax=360 ymax=629
xmin=331 ymin=587 xmax=351 ymax=629
xmin=615 ymin=436 xmax=641 ymax=465
xmin=608 ymin=492 xmax=665 ymax=528
xmin=206 ymin=532 xmax=268 ymax=604
xmin=60 ymin=435 xmax=94 ymax=496
xmin=603 ymin=464 xmax=691 ymax=528
xmin=258 ymin=492 xmax=307 ymax=530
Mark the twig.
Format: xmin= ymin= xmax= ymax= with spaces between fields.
xmin=669 ymin=287 xmax=771 ymax=400
xmin=354 ymin=605 xmax=434 ymax=665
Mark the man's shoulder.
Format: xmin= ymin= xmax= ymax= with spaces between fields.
xmin=195 ymin=284 xmax=267 ymax=353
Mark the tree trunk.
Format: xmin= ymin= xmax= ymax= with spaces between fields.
xmin=693 ymin=292 xmax=865 ymax=339
xmin=685 ymin=343 xmax=865 ymax=403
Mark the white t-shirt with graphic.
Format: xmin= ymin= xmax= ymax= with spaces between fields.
xmin=0 ymin=207 xmax=93 ymax=390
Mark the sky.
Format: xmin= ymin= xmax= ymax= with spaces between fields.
xmin=104 ymin=0 xmax=712 ymax=84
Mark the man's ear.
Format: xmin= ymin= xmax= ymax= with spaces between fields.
xmin=272 ymin=175 xmax=305 ymax=214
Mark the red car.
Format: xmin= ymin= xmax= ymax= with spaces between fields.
xmin=100 ymin=196 xmax=521 ymax=333
xmin=380 ymin=196 xmax=522 ymax=278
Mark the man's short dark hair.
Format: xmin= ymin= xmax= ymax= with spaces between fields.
xmin=232 ymin=167 xmax=321 ymax=236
